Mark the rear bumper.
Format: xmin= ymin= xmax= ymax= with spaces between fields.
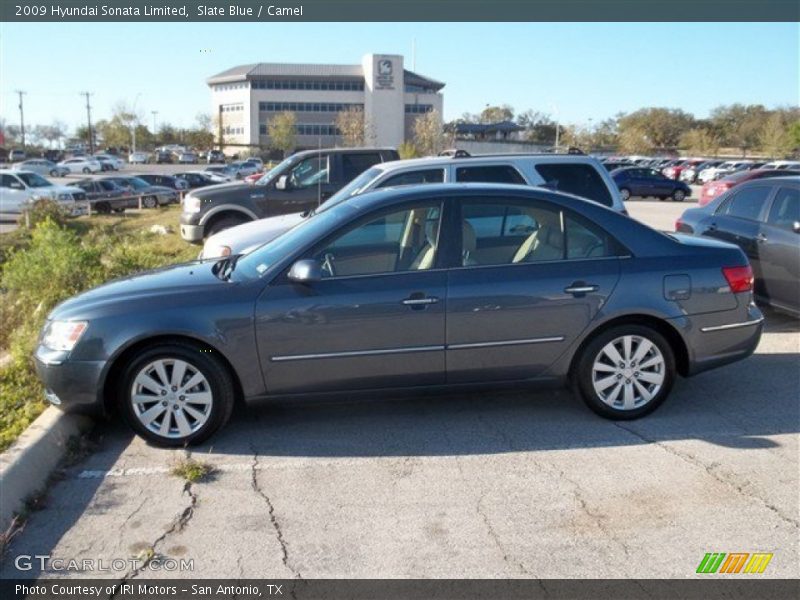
xmin=679 ymin=302 xmax=764 ymax=376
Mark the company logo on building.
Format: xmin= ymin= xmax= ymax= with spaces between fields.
xmin=375 ymin=59 xmax=394 ymax=90
xmin=696 ymin=552 xmax=773 ymax=574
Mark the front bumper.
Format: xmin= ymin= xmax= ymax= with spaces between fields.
xmin=180 ymin=218 xmax=204 ymax=242
xmin=34 ymin=346 xmax=106 ymax=414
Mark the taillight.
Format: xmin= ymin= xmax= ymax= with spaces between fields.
xmin=722 ymin=265 xmax=754 ymax=294
xmin=675 ymin=218 xmax=683 ymax=231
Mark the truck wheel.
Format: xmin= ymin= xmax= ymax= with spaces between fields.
xmin=206 ymin=214 xmax=248 ymax=237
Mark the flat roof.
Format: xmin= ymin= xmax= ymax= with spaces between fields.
xmin=208 ymin=62 xmax=445 ymax=91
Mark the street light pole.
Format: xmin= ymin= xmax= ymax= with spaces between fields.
xmin=131 ymin=93 xmax=142 ymax=153
xmin=151 ymin=110 xmax=158 ymax=141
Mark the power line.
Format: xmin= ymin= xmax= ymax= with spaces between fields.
xmin=80 ymin=91 xmax=94 ymax=153
xmin=14 ymin=90 xmax=26 ymax=150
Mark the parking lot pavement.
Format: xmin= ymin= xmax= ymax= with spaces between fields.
xmin=1 ymin=189 xmax=797 ymax=580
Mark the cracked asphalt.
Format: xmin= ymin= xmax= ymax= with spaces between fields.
xmin=1 ymin=200 xmax=798 ymax=580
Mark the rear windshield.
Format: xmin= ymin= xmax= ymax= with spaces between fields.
xmin=535 ymin=163 xmax=614 ymax=207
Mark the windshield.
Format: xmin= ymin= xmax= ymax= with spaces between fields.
xmin=231 ymin=202 xmax=355 ymax=282
xmin=17 ymin=172 xmax=52 ymax=188
xmin=316 ymin=167 xmax=382 ymax=213
xmin=254 ymin=156 xmax=296 ymax=186
xmin=125 ymin=177 xmax=150 ymax=189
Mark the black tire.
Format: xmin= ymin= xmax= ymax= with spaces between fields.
xmin=574 ymin=324 xmax=676 ymax=420
xmin=142 ymin=196 xmax=158 ymax=209
xmin=672 ymin=189 xmax=686 ymax=202
xmin=95 ymin=202 xmax=111 ymax=214
xmin=619 ymin=188 xmax=631 ymax=201
xmin=50 ymin=169 xmax=59 ymax=177
xmin=206 ymin=214 xmax=248 ymax=237
xmin=117 ymin=341 xmax=235 ymax=446
xmin=82 ymin=167 xmax=91 ymax=174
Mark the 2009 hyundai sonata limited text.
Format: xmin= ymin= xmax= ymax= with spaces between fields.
xmin=35 ymin=184 xmax=764 ymax=446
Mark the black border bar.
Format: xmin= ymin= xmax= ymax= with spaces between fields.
xmin=2 ymin=0 xmax=800 ymax=22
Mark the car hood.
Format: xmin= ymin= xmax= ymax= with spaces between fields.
xmin=189 ymin=181 xmax=250 ymax=199
xmin=50 ymin=261 xmax=232 ymax=320
xmin=201 ymin=212 xmax=305 ymax=258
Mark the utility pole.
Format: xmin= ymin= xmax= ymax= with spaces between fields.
xmin=14 ymin=90 xmax=26 ymax=150
xmin=151 ymin=110 xmax=158 ymax=143
xmin=80 ymin=92 xmax=94 ymax=154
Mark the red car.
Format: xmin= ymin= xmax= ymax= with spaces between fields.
xmin=243 ymin=171 xmax=263 ymax=184
xmin=698 ymin=169 xmax=800 ymax=206
xmin=663 ymin=158 xmax=704 ymax=180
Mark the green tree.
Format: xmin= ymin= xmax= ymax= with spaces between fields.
xmin=480 ymin=104 xmax=514 ymax=123
xmin=709 ymin=104 xmax=768 ymax=156
xmin=617 ymin=108 xmax=695 ymax=152
xmin=789 ymin=120 xmax=800 ymax=150
xmin=759 ymin=113 xmax=793 ymax=158
xmin=680 ymin=128 xmax=720 ymax=155
xmin=268 ymin=111 xmax=297 ymax=157
xmin=412 ymin=109 xmax=445 ymax=156
xmin=335 ymin=106 xmax=369 ymax=147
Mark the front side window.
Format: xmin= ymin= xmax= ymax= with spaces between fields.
xmin=17 ymin=172 xmax=51 ymax=188
xmin=377 ymin=169 xmax=445 ymax=188
xmin=766 ymin=187 xmax=799 ymax=230
xmin=455 ymin=165 xmax=526 ymax=184
xmin=534 ymin=163 xmax=613 ymax=206
xmin=312 ymin=204 xmax=442 ymax=278
xmin=289 ymin=156 xmax=329 ymax=188
xmin=725 ymin=186 xmax=772 ymax=221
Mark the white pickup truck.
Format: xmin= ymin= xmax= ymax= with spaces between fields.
xmin=0 ymin=169 xmax=87 ymax=221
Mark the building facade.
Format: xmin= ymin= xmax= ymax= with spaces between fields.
xmin=207 ymin=54 xmax=444 ymax=152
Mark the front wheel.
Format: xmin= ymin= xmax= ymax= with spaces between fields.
xmin=142 ymin=195 xmax=158 ymax=209
xmin=50 ymin=169 xmax=59 ymax=177
xmin=83 ymin=167 xmax=91 ymax=174
xmin=619 ymin=188 xmax=631 ymax=201
xmin=118 ymin=342 xmax=235 ymax=446
xmin=574 ymin=325 xmax=676 ymax=420
xmin=672 ymin=189 xmax=686 ymax=202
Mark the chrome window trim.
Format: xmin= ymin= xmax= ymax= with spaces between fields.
xmin=700 ymin=317 xmax=764 ymax=333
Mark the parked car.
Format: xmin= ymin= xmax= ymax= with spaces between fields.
xmin=611 ymin=167 xmax=692 ymax=201
xmin=42 ymin=149 xmax=65 ymax=162
xmin=9 ymin=149 xmax=26 ymax=162
xmin=178 ymin=152 xmax=199 ymax=165
xmin=135 ymin=173 xmax=189 ymax=191
xmin=72 ymin=179 xmax=135 ymax=213
xmin=155 ymin=151 xmax=173 ymax=164
xmin=680 ymin=160 xmax=723 ymax=184
xmin=677 ymin=177 xmax=799 ymax=316
xmin=698 ymin=161 xmax=754 ymax=184
xmin=201 ymin=152 xmax=627 ymax=259
xmin=206 ymin=150 xmax=226 ymax=164
xmin=36 ymin=182 xmax=764 ymax=445
xmin=175 ymin=171 xmax=222 ymax=189
xmin=93 ymin=153 xmax=124 ymax=171
xmin=663 ymin=159 xmax=704 ymax=181
xmin=243 ymin=171 xmax=263 ymax=184
xmin=128 ymin=152 xmax=150 ymax=165
xmin=698 ymin=169 xmax=800 ymax=206
xmin=761 ymin=160 xmax=800 ymax=171
xmin=181 ymin=147 xmax=401 ymax=241
xmin=0 ymin=169 xmax=85 ymax=219
xmin=224 ymin=161 xmax=260 ymax=179
xmin=244 ymin=157 xmax=264 ymax=170
xmin=12 ymin=159 xmax=69 ymax=177
xmin=59 ymin=157 xmax=102 ymax=174
xmin=202 ymin=166 xmax=234 ymax=182
xmin=601 ymin=160 xmax=634 ymax=172
xmin=102 ymin=176 xmax=178 ymax=208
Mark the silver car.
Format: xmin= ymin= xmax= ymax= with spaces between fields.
xmin=12 ymin=159 xmax=69 ymax=177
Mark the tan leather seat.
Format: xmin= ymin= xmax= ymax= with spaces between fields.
xmin=512 ymin=225 xmax=564 ymax=263
xmin=461 ymin=221 xmax=478 ymax=266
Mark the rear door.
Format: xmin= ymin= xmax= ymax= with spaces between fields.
xmin=446 ymin=194 xmax=622 ymax=383
xmin=758 ymin=185 xmax=800 ymax=312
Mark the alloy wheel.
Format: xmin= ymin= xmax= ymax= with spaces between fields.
xmin=130 ymin=358 xmax=213 ymax=439
xmin=591 ymin=335 xmax=665 ymax=410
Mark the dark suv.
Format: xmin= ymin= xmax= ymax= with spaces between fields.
xmin=180 ymin=147 xmax=399 ymax=241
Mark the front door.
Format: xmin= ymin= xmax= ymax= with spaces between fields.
xmin=256 ymin=201 xmax=447 ymax=394
xmin=759 ymin=185 xmax=800 ymax=312
xmin=446 ymin=196 xmax=622 ymax=383
xmin=265 ymin=154 xmax=337 ymax=216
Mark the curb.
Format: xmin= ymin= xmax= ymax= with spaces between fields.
xmin=0 ymin=407 xmax=93 ymax=531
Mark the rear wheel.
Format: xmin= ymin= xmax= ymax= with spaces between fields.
xmin=619 ymin=188 xmax=631 ymax=201
xmin=575 ymin=325 xmax=675 ymax=420
xmin=82 ymin=167 xmax=91 ymax=174
xmin=50 ymin=169 xmax=59 ymax=177
xmin=142 ymin=195 xmax=158 ymax=209
xmin=672 ymin=189 xmax=686 ymax=202
xmin=118 ymin=342 xmax=235 ymax=446
xmin=206 ymin=214 xmax=248 ymax=237
xmin=95 ymin=201 xmax=111 ymax=214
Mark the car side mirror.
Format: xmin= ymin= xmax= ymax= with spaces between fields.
xmin=287 ymin=259 xmax=322 ymax=283
xmin=275 ymin=174 xmax=290 ymax=191
xmin=792 ymin=221 xmax=800 ymax=234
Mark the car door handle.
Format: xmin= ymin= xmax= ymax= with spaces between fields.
xmin=402 ymin=295 xmax=439 ymax=306
xmin=756 ymin=233 xmax=768 ymax=243
xmin=564 ymin=283 xmax=598 ymax=295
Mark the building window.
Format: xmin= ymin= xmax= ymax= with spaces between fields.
xmin=294 ymin=124 xmax=341 ymax=136
xmin=250 ymin=79 xmax=365 ymax=91
xmin=259 ymin=125 xmax=267 ymax=135
xmin=258 ymin=101 xmax=364 ymax=113
xmin=405 ymin=104 xmax=434 ymax=114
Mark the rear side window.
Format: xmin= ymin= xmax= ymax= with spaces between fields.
xmin=455 ymin=165 xmax=525 ymax=184
xmin=565 ymin=213 xmax=619 ymax=259
xmin=377 ymin=169 xmax=444 ymax=188
xmin=99 ymin=181 xmax=117 ymax=191
xmin=341 ymin=153 xmax=381 ymax=181
xmin=766 ymin=187 xmax=799 ymax=230
xmin=725 ymin=186 xmax=772 ymax=221
xmin=535 ymin=163 xmax=613 ymax=207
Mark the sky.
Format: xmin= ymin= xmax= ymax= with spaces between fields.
xmin=1 ymin=21 xmax=798 ymax=134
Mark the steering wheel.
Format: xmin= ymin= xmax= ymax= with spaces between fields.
xmin=321 ymin=253 xmax=336 ymax=278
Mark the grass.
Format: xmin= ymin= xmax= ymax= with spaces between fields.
xmin=0 ymin=204 xmax=200 ymax=452
xmin=170 ymin=457 xmax=214 ymax=483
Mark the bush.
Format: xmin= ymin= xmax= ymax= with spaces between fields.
xmin=398 ymin=141 xmax=420 ymax=159
xmin=19 ymin=198 xmax=70 ymax=228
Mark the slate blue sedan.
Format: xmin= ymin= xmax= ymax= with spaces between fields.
xmin=612 ymin=167 xmax=693 ymax=202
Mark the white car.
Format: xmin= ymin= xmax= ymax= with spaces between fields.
xmin=58 ymin=157 xmax=103 ymax=174
xmin=93 ymin=153 xmax=124 ymax=170
xmin=202 ymin=167 xmax=233 ymax=182
xmin=697 ymin=161 xmax=749 ymax=183
xmin=128 ymin=152 xmax=150 ymax=164
xmin=11 ymin=159 xmax=70 ymax=177
xmin=761 ymin=160 xmax=800 ymax=170
xmin=0 ymin=169 xmax=86 ymax=220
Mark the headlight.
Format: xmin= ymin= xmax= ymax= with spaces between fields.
xmin=183 ymin=196 xmax=201 ymax=213
xmin=204 ymin=244 xmax=231 ymax=259
xmin=42 ymin=321 xmax=88 ymax=352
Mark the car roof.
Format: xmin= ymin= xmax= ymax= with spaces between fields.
xmin=369 ymin=153 xmax=602 ymax=173
xmin=291 ymin=147 xmax=397 ymax=160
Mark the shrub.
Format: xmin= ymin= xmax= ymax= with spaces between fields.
xmin=20 ymin=198 xmax=69 ymax=228
xmin=398 ymin=141 xmax=420 ymax=159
